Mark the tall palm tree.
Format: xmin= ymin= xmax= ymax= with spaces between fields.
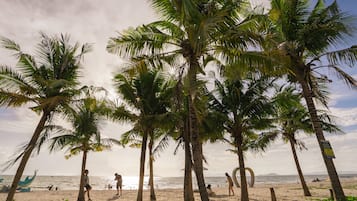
xmin=210 ymin=74 xmax=275 ymax=201
xmin=112 ymin=67 xmax=175 ymax=201
xmin=271 ymin=85 xmax=342 ymax=196
xmin=266 ymin=1 xmax=357 ymax=199
xmin=173 ymin=81 xmax=226 ymax=198
xmin=47 ymin=88 xmax=118 ymax=201
xmin=0 ymin=33 xmax=90 ymax=201
xmin=272 ymin=86 xmax=313 ymax=196
xmin=107 ymin=1 xmax=260 ymax=200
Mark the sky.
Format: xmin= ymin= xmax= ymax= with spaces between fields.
xmin=0 ymin=0 xmax=356 ymax=178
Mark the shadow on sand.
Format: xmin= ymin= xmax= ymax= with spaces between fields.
xmin=107 ymin=194 xmax=120 ymax=201
xmin=211 ymin=194 xmax=231 ymax=198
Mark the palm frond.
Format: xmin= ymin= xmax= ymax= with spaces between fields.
xmin=49 ymin=134 xmax=78 ymax=152
xmin=0 ymin=65 xmax=39 ymax=96
xmin=325 ymin=46 xmax=357 ymax=68
xmin=1 ymin=142 xmax=27 ymax=171
xmin=35 ymin=124 xmax=70 ymax=154
xmin=0 ymin=36 xmax=21 ymax=53
xmin=329 ymin=64 xmax=357 ymax=88
xmin=152 ymin=135 xmax=170 ymax=159
xmin=120 ymin=129 xmax=141 ymax=146
xmin=112 ymin=105 xmax=138 ymax=123
xmin=107 ymin=22 xmax=178 ymax=58
xmin=0 ymin=90 xmax=34 ymax=107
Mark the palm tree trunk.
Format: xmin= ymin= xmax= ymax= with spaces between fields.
xmin=77 ymin=151 xmax=87 ymax=201
xmin=298 ymin=76 xmax=345 ymax=200
xmin=176 ymin=79 xmax=194 ymax=201
xmin=183 ymin=117 xmax=194 ymax=201
xmin=137 ymin=133 xmax=148 ymax=201
xmin=237 ymin=139 xmax=249 ymax=201
xmin=189 ymin=96 xmax=209 ymax=201
xmin=289 ymin=139 xmax=311 ymax=196
xmin=148 ymin=137 xmax=156 ymax=201
xmin=6 ymin=113 xmax=49 ymax=201
xmin=188 ymin=59 xmax=209 ymax=201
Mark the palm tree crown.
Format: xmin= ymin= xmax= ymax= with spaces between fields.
xmin=0 ymin=33 xmax=90 ymax=114
xmin=0 ymin=33 xmax=90 ymax=201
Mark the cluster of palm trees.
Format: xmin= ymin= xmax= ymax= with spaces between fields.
xmin=1 ymin=0 xmax=357 ymax=201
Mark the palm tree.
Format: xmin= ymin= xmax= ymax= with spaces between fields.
xmin=172 ymin=87 xmax=195 ymax=201
xmin=271 ymin=85 xmax=344 ymax=197
xmin=112 ymin=67 xmax=175 ymax=201
xmin=210 ymin=74 xmax=275 ymax=201
xmin=47 ymin=87 xmax=118 ymax=201
xmin=272 ymin=86 xmax=313 ymax=196
xmin=266 ymin=1 xmax=357 ymax=199
xmin=0 ymin=33 xmax=90 ymax=201
xmin=107 ymin=1 xmax=260 ymax=200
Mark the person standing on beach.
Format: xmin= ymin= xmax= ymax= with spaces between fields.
xmin=114 ymin=173 xmax=122 ymax=196
xmin=206 ymin=184 xmax=216 ymax=197
xmin=84 ymin=169 xmax=92 ymax=201
xmin=225 ymin=172 xmax=234 ymax=196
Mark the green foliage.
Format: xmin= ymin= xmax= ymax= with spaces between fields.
xmin=114 ymin=68 xmax=176 ymax=152
xmin=0 ymin=33 xmax=90 ymax=170
xmin=47 ymin=87 xmax=120 ymax=157
xmin=315 ymin=196 xmax=357 ymax=201
xmin=210 ymin=73 xmax=276 ymax=153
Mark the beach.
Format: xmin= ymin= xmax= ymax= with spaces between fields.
xmin=1 ymin=178 xmax=356 ymax=201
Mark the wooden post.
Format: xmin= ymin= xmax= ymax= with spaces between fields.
xmin=270 ymin=187 xmax=277 ymax=201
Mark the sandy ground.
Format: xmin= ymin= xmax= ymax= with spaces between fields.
xmin=1 ymin=179 xmax=356 ymax=201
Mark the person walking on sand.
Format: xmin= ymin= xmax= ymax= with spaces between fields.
xmin=114 ymin=173 xmax=122 ymax=196
xmin=225 ymin=172 xmax=234 ymax=196
xmin=84 ymin=169 xmax=92 ymax=201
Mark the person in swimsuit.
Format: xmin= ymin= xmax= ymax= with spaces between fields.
xmin=225 ymin=172 xmax=234 ymax=196
xmin=114 ymin=173 xmax=122 ymax=196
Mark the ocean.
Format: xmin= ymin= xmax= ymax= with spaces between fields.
xmin=0 ymin=174 xmax=356 ymax=191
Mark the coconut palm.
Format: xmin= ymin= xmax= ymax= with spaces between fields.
xmin=47 ymin=87 xmax=118 ymax=201
xmin=271 ymin=86 xmax=313 ymax=196
xmin=107 ymin=1 xmax=262 ymax=200
xmin=113 ymin=67 xmax=175 ymax=201
xmin=0 ymin=33 xmax=90 ymax=201
xmin=210 ymin=74 xmax=275 ymax=201
xmin=271 ymin=86 xmax=342 ymax=196
xmin=266 ymin=1 xmax=357 ymax=199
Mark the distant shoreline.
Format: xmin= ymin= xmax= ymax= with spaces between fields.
xmin=1 ymin=174 xmax=356 ymax=191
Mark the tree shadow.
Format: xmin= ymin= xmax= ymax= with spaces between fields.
xmin=107 ymin=194 xmax=120 ymax=201
xmin=211 ymin=194 xmax=230 ymax=198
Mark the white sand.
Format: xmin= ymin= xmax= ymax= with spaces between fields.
xmin=1 ymin=178 xmax=356 ymax=201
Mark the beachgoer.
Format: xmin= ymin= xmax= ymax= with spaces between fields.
xmin=84 ymin=169 xmax=92 ymax=201
xmin=114 ymin=173 xmax=122 ymax=196
xmin=225 ymin=172 xmax=234 ymax=196
xmin=312 ymin=177 xmax=321 ymax=182
xmin=207 ymin=184 xmax=216 ymax=197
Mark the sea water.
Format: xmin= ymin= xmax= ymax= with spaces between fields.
xmin=0 ymin=174 xmax=356 ymax=191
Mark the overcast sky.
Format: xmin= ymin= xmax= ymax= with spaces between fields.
xmin=0 ymin=0 xmax=357 ymax=178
